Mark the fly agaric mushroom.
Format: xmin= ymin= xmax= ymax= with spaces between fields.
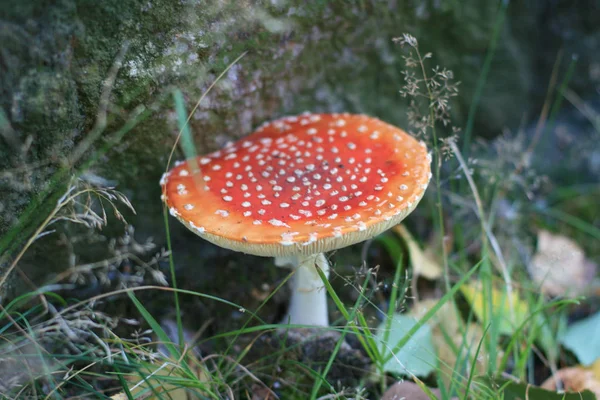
xmin=161 ymin=113 xmax=431 ymax=326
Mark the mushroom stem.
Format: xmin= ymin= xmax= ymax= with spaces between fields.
xmin=275 ymin=253 xmax=330 ymax=326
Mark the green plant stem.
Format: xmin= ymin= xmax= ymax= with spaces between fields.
xmin=309 ymin=269 xmax=372 ymax=399
xmin=162 ymin=208 xmax=184 ymax=350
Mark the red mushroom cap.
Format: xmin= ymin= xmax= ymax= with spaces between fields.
xmin=161 ymin=113 xmax=431 ymax=257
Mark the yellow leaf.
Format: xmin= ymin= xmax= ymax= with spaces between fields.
xmin=392 ymin=224 xmax=443 ymax=280
xmin=591 ymin=358 xmax=600 ymax=379
xmin=459 ymin=281 xmax=530 ymax=335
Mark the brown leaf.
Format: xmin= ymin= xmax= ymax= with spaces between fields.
xmin=541 ymin=361 xmax=600 ymax=397
xmin=382 ymin=381 xmax=457 ymax=400
xmin=251 ymin=383 xmax=275 ymax=400
xmin=529 ymin=230 xmax=596 ymax=297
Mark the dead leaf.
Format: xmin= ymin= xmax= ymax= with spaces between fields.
xmin=541 ymin=359 xmax=600 ymax=397
xmin=392 ymin=225 xmax=443 ymax=280
xmin=382 ymin=381 xmax=458 ymax=400
xmin=250 ymin=383 xmax=275 ymax=400
xmin=529 ymin=230 xmax=596 ymax=297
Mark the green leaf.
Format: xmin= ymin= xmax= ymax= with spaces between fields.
xmin=172 ymin=88 xmax=197 ymax=160
xmin=376 ymin=313 xmax=436 ymax=377
xmin=561 ymin=310 xmax=600 ymax=366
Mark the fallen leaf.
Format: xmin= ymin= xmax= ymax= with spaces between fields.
xmin=541 ymin=362 xmax=600 ymax=398
xmin=382 ymin=381 xmax=457 ymax=400
xmin=459 ymin=281 xmax=557 ymax=360
xmin=392 ymin=225 xmax=443 ymax=280
xmin=251 ymin=383 xmax=276 ymax=400
xmin=459 ymin=281 xmax=530 ymax=336
xmin=561 ymin=310 xmax=600 ymax=366
xmin=529 ymin=230 xmax=596 ymax=297
xmin=376 ymin=313 xmax=436 ymax=377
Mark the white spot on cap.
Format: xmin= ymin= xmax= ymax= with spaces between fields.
xmin=303 ymin=232 xmax=318 ymax=245
xmin=184 ymin=204 xmax=194 ymax=210
xmin=280 ymin=232 xmax=299 ymax=245
xmin=190 ymin=222 xmax=205 ymax=233
xmin=269 ymin=219 xmax=290 ymax=228
xmin=160 ymin=172 xmax=170 ymax=186
xmin=215 ymin=210 xmax=229 ymax=217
